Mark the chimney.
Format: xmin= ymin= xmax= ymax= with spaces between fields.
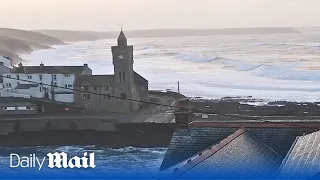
xmin=18 ymin=62 xmax=23 ymax=68
xmin=174 ymin=98 xmax=191 ymax=129
xmin=40 ymin=62 xmax=44 ymax=68
xmin=84 ymin=63 xmax=88 ymax=67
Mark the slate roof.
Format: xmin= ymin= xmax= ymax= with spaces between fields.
xmin=75 ymin=75 xmax=114 ymax=86
xmin=75 ymin=71 xmax=147 ymax=86
xmin=15 ymin=84 xmax=40 ymax=89
xmin=278 ymin=130 xmax=320 ymax=179
xmin=11 ymin=65 xmax=87 ymax=74
xmin=134 ymin=71 xmax=148 ymax=85
xmin=160 ymin=126 xmax=310 ymax=171
xmin=169 ymin=129 xmax=282 ymax=179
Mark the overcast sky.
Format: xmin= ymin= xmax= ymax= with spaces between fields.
xmin=0 ymin=0 xmax=319 ymax=31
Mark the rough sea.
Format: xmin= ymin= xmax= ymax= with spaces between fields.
xmin=21 ymin=33 xmax=320 ymax=102
xmin=1 ymin=33 xmax=320 ymax=177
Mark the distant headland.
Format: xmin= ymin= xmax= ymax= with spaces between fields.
xmin=0 ymin=26 xmax=318 ymax=64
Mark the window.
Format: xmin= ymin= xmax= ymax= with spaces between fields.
xmin=119 ymin=71 xmax=122 ymax=82
xmin=6 ymin=74 xmax=11 ymax=78
xmin=94 ymin=86 xmax=98 ymax=91
xmin=104 ymin=85 xmax=109 ymax=91
xmin=83 ymin=94 xmax=91 ymax=100
xmin=65 ymin=74 xmax=71 ymax=77
xmin=16 ymin=75 xmax=19 ymax=80
xmin=53 ymin=82 xmax=57 ymax=87
xmin=39 ymin=75 xmax=42 ymax=81
xmin=123 ymin=71 xmax=125 ymax=82
xmin=39 ymin=87 xmax=42 ymax=92
xmin=120 ymin=92 xmax=127 ymax=100
xmin=68 ymin=84 xmax=72 ymax=88
xmin=53 ymin=75 xmax=57 ymax=81
xmin=6 ymin=83 xmax=11 ymax=87
xmin=5 ymin=107 xmax=16 ymax=111
xmin=27 ymin=75 xmax=32 ymax=79
xmin=83 ymin=86 xmax=88 ymax=91
xmin=17 ymin=106 xmax=28 ymax=111
xmin=65 ymin=85 xmax=68 ymax=88
xmin=103 ymin=93 xmax=111 ymax=100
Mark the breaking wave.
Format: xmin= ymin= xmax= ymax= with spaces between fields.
xmin=175 ymin=53 xmax=320 ymax=81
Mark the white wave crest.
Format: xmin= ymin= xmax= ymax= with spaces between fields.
xmin=175 ymin=53 xmax=320 ymax=81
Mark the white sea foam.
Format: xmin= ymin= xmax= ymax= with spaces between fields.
xmin=20 ymin=33 xmax=320 ymax=102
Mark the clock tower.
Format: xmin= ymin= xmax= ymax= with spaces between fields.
xmin=111 ymin=29 xmax=138 ymax=111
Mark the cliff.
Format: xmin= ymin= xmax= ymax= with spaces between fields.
xmin=0 ymin=28 xmax=64 ymax=64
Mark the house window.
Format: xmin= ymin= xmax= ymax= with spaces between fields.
xmin=104 ymin=85 xmax=109 ymax=91
xmin=53 ymin=75 xmax=57 ymax=81
xmin=94 ymin=86 xmax=98 ymax=91
xmin=16 ymin=75 xmax=19 ymax=80
xmin=53 ymin=82 xmax=57 ymax=87
xmin=65 ymin=85 xmax=68 ymax=88
xmin=83 ymin=86 xmax=88 ymax=91
xmin=6 ymin=74 xmax=11 ymax=78
xmin=103 ymin=93 xmax=111 ymax=100
xmin=39 ymin=75 xmax=42 ymax=81
xmin=65 ymin=74 xmax=71 ymax=77
xmin=123 ymin=71 xmax=125 ymax=82
xmin=6 ymin=83 xmax=11 ymax=87
xmin=39 ymin=87 xmax=42 ymax=92
xmin=27 ymin=75 xmax=32 ymax=79
xmin=68 ymin=84 xmax=72 ymax=88
xmin=120 ymin=92 xmax=127 ymax=100
xmin=119 ymin=71 xmax=122 ymax=82
xmin=83 ymin=94 xmax=91 ymax=100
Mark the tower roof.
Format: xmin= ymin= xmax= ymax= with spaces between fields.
xmin=117 ymin=29 xmax=127 ymax=46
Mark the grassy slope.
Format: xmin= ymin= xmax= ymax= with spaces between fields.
xmin=0 ymin=28 xmax=65 ymax=64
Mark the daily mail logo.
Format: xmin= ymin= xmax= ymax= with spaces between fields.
xmin=10 ymin=152 xmax=96 ymax=170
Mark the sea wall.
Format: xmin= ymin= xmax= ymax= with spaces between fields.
xmin=0 ymin=118 xmax=175 ymax=147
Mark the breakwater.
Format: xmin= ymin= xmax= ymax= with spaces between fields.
xmin=0 ymin=118 xmax=175 ymax=147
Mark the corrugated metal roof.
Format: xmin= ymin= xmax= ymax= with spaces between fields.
xmin=172 ymin=129 xmax=282 ymax=179
xmin=278 ymin=130 xmax=320 ymax=179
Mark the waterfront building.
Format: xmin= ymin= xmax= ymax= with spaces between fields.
xmin=0 ymin=56 xmax=12 ymax=85
xmin=74 ymin=30 xmax=148 ymax=112
xmin=0 ymin=63 xmax=92 ymax=103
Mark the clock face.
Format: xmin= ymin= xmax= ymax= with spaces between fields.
xmin=118 ymin=55 xmax=124 ymax=59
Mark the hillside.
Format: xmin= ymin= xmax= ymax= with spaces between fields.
xmin=295 ymin=26 xmax=320 ymax=33
xmin=36 ymin=27 xmax=300 ymax=42
xmin=0 ymin=28 xmax=64 ymax=64
xmin=0 ymin=27 xmax=302 ymax=65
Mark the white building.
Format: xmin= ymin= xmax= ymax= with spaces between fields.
xmin=0 ymin=56 xmax=12 ymax=68
xmin=0 ymin=62 xmax=92 ymax=103
xmin=0 ymin=56 xmax=12 ymax=87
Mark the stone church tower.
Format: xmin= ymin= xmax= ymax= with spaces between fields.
xmin=111 ymin=30 xmax=139 ymax=111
